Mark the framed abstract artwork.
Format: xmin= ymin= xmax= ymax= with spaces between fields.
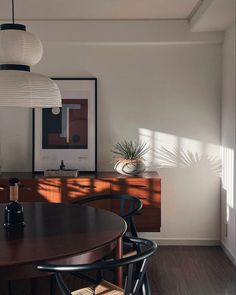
xmin=33 ymin=78 xmax=97 ymax=173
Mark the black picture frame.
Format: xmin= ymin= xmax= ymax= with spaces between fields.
xmin=32 ymin=78 xmax=97 ymax=173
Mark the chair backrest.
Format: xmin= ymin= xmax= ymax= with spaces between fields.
xmin=74 ymin=194 xmax=142 ymax=238
xmin=73 ymin=194 xmax=143 ymax=220
xmin=38 ymin=237 xmax=157 ymax=295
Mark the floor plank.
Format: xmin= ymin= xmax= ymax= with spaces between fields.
xmin=0 ymin=246 xmax=235 ymax=295
xmin=150 ymin=246 xmax=236 ymax=295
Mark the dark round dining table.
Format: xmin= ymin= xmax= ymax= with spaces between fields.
xmin=0 ymin=202 xmax=127 ymax=286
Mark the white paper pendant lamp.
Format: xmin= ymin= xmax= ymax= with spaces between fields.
xmin=0 ymin=70 xmax=61 ymax=108
xmin=0 ymin=1 xmax=62 ymax=108
xmin=0 ymin=28 xmax=43 ymax=66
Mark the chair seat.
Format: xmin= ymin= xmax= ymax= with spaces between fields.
xmin=72 ymin=280 xmax=124 ymax=295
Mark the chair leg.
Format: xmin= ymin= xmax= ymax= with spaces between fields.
xmin=141 ymin=274 xmax=151 ymax=295
xmin=50 ymin=275 xmax=56 ymax=295
xmin=8 ymin=281 xmax=13 ymax=295
xmin=96 ymin=270 xmax=103 ymax=282
xmin=129 ymin=217 xmax=138 ymax=238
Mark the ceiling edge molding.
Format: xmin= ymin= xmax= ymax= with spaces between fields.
xmin=188 ymin=0 xmax=205 ymax=20
xmin=190 ymin=0 xmax=235 ymax=32
xmin=0 ymin=18 xmax=188 ymax=22
xmin=19 ymin=20 xmax=223 ymax=45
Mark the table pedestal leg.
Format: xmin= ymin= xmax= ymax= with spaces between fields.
xmin=8 ymin=281 xmax=13 ymax=295
xmin=31 ymin=278 xmax=38 ymax=295
xmin=115 ymin=237 xmax=123 ymax=288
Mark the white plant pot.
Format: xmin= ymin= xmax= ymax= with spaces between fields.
xmin=114 ymin=160 xmax=146 ymax=176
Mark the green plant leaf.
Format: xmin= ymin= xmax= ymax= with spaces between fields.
xmin=111 ymin=140 xmax=150 ymax=160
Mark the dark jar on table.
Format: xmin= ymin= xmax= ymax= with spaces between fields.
xmin=4 ymin=178 xmax=25 ymax=229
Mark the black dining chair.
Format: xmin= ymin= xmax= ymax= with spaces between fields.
xmin=38 ymin=237 xmax=157 ymax=295
xmin=74 ymin=194 xmax=152 ymax=295
xmin=47 ymin=194 xmax=142 ymax=295
xmin=73 ymin=194 xmax=143 ymax=238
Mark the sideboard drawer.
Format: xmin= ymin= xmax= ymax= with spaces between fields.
xmin=110 ymin=178 xmax=161 ymax=231
xmin=0 ymin=179 xmax=62 ymax=203
xmin=110 ymin=178 xmax=161 ymax=205
xmin=64 ymin=179 xmax=110 ymax=204
xmin=0 ymin=180 xmax=8 ymax=203
xmin=19 ymin=179 xmax=62 ymax=203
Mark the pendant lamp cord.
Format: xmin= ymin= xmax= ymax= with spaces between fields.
xmin=12 ymin=0 xmax=15 ymax=24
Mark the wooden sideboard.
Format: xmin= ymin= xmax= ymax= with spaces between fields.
xmin=0 ymin=172 xmax=161 ymax=232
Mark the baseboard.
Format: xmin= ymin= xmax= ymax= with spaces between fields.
xmin=156 ymin=239 xmax=220 ymax=246
xmin=139 ymin=235 xmax=220 ymax=246
xmin=220 ymin=241 xmax=236 ymax=265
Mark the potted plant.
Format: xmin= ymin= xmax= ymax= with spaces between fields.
xmin=111 ymin=140 xmax=150 ymax=176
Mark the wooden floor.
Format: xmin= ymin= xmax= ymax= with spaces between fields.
xmin=0 ymin=246 xmax=235 ymax=295
xmin=150 ymin=246 xmax=236 ymax=295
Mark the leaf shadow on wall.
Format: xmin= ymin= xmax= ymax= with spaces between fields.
xmin=153 ymin=146 xmax=221 ymax=177
xmin=139 ymin=128 xmax=221 ymax=177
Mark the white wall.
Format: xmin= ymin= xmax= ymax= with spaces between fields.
xmin=0 ymin=21 xmax=222 ymax=243
xmin=221 ymin=23 xmax=236 ymax=263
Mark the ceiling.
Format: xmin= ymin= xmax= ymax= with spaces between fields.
xmin=0 ymin=0 xmax=202 ymax=20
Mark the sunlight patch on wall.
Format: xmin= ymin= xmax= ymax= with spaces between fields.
xmin=221 ymin=146 xmax=234 ymax=212
xmin=139 ymin=128 xmax=221 ymax=175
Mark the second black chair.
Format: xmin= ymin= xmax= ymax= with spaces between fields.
xmin=73 ymin=194 xmax=143 ymax=238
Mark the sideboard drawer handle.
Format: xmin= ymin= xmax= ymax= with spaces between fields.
xmin=79 ymin=185 xmax=97 ymax=189
xmin=19 ymin=185 xmax=32 ymax=191
xmin=129 ymin=185 xmax=147 ymax=188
